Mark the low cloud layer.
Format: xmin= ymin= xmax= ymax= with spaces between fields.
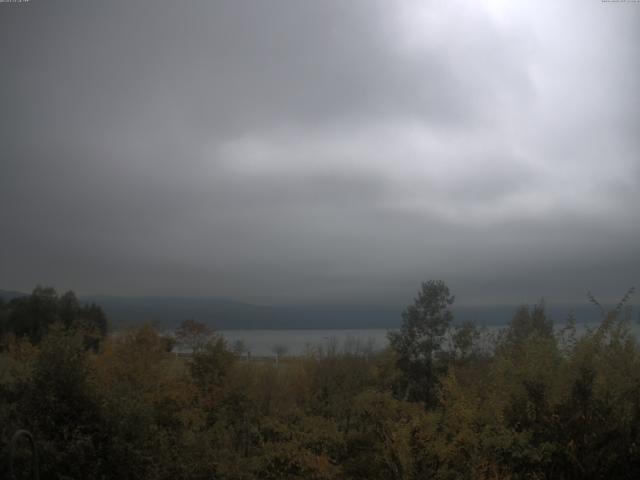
xmin=1 ymin=0 xmax=639 ymax=306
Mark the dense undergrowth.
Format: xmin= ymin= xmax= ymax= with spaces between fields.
xmin=1 ymin=285 xmax=639 ymax=479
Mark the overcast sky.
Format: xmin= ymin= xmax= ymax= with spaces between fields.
xmin=1 ymin=0 xmax=639 ymax=306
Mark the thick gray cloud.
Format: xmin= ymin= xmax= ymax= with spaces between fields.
xmin=1 ymin=0 xmax=639 ymax=306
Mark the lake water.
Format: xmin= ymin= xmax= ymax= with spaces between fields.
xmin=218 ymin=321 xmax=640 ymax=357
xmin=218 ymin=329 xmax=391 ymax=356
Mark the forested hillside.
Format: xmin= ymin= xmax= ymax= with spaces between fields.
xmin=1 ymin=283 xmax=639 ymax=479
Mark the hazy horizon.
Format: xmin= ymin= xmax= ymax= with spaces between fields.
xmin=3 ymin=287 xmax=633 ymax=332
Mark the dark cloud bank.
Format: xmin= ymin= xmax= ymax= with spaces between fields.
xmin=1 ymin=0 xmax=639 ymax=317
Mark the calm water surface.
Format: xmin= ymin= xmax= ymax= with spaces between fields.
xmin=218 ymin=322 xmax=640 ymax=357
xmin=219 ymin=329 xmax=390 ymax=356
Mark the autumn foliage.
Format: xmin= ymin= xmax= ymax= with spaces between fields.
xmin=1 ymin=284 xmax=639 ymax=479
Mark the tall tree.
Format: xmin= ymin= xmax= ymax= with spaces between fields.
xmin=388 ymin=280 xmax=454 ymax=406
xmin=502 ymin=301 xmax=553 ymax=352
xmin=174 ymin=319 xmax=214 ymax=354
xmin=6 ymin=286 xmax=59 ymax=343
xmin=3 ymin=287 xmax=108 ymax=348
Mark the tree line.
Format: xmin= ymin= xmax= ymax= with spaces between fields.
xmin=0 ymin=282 xmax=639 ymax=479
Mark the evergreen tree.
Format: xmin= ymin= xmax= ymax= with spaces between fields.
xmin=388 ymin=280 xmax=454 ymax=405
